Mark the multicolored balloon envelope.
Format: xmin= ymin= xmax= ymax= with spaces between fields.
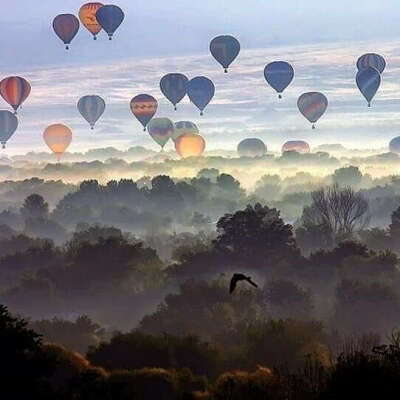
xmin=53 ymin=14 xmax=80 ymax=49
xmin=43 ymin=124 xmax=72 ymax=161
xmin=130 ymin=94 xmax=158 ymax=131
xmin=175 ymin=133 xmax=206 ymax=158
xmin=282 ymin=140 xmax=310 ymax=154
xmin=96 ymin=5 xmax=124 ymax=40
xmin=356 ymin=66 xmax=381 ymax=107
xmin=237 ymin=138 xmax=266 ymax=158
xmin=160 ymin=73 xmax=188 ymax=110
xmin=173 ymin=121 xmax=199 ymax=142
xmin=0 ymin=76 xmax=31 ymax=113
xmin=357 ymin=53 xmax=386 ymax=74
xmin=210 ymin=35 xmax=240 ymax=73
xmin=389 ymin=137 xmax=400 ymax=154
xmin=147 ymin=118 xmax=174 ymax=150
xmin=264 ymin=61 xmax=294 ymax=98
xmin=186 ymin=77 xmax=215 ymax=116
xmin=79 ymin=2 xmax=104 ymax=39
xmin=77 ymin=95 xmax=106 ymax=129
xmin=0 ymin=110 xmax=18 ymax=148
xmin=297 ymin=92 xmax=328 ymax=129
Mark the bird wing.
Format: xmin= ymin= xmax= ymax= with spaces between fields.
xmin=246 ymin=277 xmax=258 ymax=288
xmin=230 ymin=275 xmax=238 ymax=294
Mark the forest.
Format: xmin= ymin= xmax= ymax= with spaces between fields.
xmin=2 ymin=150 xmax=400 ymax=399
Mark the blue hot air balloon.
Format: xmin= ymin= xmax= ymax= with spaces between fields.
xmin=77 ymin=95 xmax=106 ymax=129
xmin=389 ymin=137 xmax=400 ymax=154
xmin=356 ymin=67 xmax=381 ymax=107
xmin=0 ymin=110 xmax=18 ymax=148
xmin=160 ymin=73 xmax=188 ymax=110
xmin=264 ymin=61 xmax=294 ymax=98
xmin=96 ymin=4 xmax=124 ymax=40
xmin=186 ymin=77 xmax=215 ymax=116
xmin=210 ymin=35 xmax=240 ymax=73
xmin=357 ymin=53 xmax=386 ymax=74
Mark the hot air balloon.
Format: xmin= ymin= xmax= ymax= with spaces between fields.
xmin=79 ymin=2 xmax=104 ymax=40
xmin=264 ymin=62 xmax=294 ymax=99
xmin=173 ymin=121 xmax=199 ymax=142
xmin=53 ymin=14 xmax=80 ymax=50
xmin=210 ymin=35 xmax=240 ymax=73
xmin=357 ymin=53 xmax=386 ymax=74
xmin=0 ymin=111 xmax=18 ymax=149
xmin=77 ymin=95 xmax=106 ymax=129
xmin=130 ymin=94 xmax=158 ymax=131
xmin=96 ymin=4 xmax=124 ymax=40
xmin=389 ymin=137 xmax=400 ymax=154
xmin=147 ymin=118 xmax=174 ymax=150
xmin=187 ymin=77 xmax=215 ymax=116
xmin=160 ymin=74 xmax=188 ymax=110
xmin=282 ymin=140 xmax=310 ymax=154
xmin=43 ymin=124 xmax=72 ymax=161
xmin=237 ymin=138 xmax=266 ymax=158
xmin=0 ymin=76 xmax=31 ymax=114
xmin=356 ymin=67 xmax=381 ymax=107
xmin=175 ymin=133 xmax=206 ymax=158
xmin=297 ymin=92 xmax=328 ymax=129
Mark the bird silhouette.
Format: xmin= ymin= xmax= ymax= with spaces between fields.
xmin=229 ymin=273 xmax=258 ymax=294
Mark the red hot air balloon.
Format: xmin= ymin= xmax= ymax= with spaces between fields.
xmin=0 ymin=77 xmax=31 ymax=114
xmin=53 ymin=14 xmax=80 ymax=50
xmin=282 ymin=140 xmax=310 ymax=154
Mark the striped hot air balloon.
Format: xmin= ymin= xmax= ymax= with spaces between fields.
xmin=130 ymin=94 xmax=158 ymax=131
xmin=0 ymin=77 xmax=31 ymax=114
xmin=147 ymin=118 xmax=174 ymax=150
xmin=282 ymin=140 xmax=310 ymax=154
xmin=297 ymin=92 xmax=328 ymax=129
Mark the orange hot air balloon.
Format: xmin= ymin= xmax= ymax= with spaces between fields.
xmin=0 ymin=76 xmax=31 ymax=114
xmin=79 ymin=2 xmax=104 ymax=40
xmin=175 ymin=133 xmax=206 ymax=158
xmin=43 ymin=124 xmax=72 ymax=161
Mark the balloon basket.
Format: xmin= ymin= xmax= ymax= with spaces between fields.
xmin=224 ymin=68 xmax=228 ymax=73
xmin=278 ymin=94 xmax=282 ymax=99
xmin=312 ymin=124 xmax=316 ymax=130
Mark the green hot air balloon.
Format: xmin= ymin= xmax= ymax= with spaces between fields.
xmin=173 ymin=121 xmax=199 ymax=142
xmin=147 ymin=118 xmax=174 ymax=150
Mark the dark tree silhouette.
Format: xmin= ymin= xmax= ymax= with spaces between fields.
xmin=21 ymin=194 xmax=49 ymax=219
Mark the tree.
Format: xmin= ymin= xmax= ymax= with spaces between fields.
xmin=300 ymin=184 xmax=369 ymax=247
xmin=215 ymin=203 xmax=298 ymax=268
xmin=332 ymin=166 xmax=363 ymax=187
xmin=390 ymin=206 xmax=400 ymax=252
xmin=21 ymin=194 xmax=49 ymax=219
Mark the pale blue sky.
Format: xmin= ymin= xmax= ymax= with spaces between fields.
xmin=1 ymin=1 xmax=400 ymax=154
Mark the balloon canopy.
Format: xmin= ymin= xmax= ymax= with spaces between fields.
xmin=356 ymin=66 xmax=381 ymax=107
xmin=210 ymin=35 xmax=240 ymax=73
xmin=175 ymin=133 xmax=206 ymax=158
xmin=297 ymin=92 xmax=328 ymax=129
xmin=0 ymin=110 xmax=18 ymax=148
xmin=389 ymin=137 xmax=400 ymax=154
xmin=0 ymin=76 xmax=31 ymax=113
xmin=77 ymin=95 xmax=106 ymax=129
xmin=147 ymin=118 xmax=174 ymax=149
xmin=264 ymin=61 xmax=294 ymax=98
xmin=160 ymin=73 xmax=188 ymax=110
xmin=173 ymin=121 xmax=199 ymax=142
xmin=96 ymin=4 xmax=124 ymax=40
xmin=237 ymin=138 xmax=267 ymax=158
xmin=43 ymin=124 xmax=72 ymax=161
xmin=282 ymin=140 xmax=310 ymax=154
xmin=53 ymin=14 xmax=80 ymax=49
xmin=357 ymin=53 xmax=386 ymax=74
xmin=79 ymin=2 xmax=104 ymax=39
xmin=186 ymin=77 xmax=215 ymax=115
xmin=130 ymin=94 xmax=158 ymax=130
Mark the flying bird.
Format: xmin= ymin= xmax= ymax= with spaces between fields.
xmin=229 ymin=273 xmax=258 ymax=294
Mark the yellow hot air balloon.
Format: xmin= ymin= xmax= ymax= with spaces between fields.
xmin=43 ymin=124 xmax=72 ymax=161
xmin=175 ymin=133 xmax=206 ymax=158
xmin=79 ymin=3 xmax=104 ymax=39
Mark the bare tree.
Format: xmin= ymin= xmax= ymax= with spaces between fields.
xmin=301 ymin=184 xmax=369 ymax=240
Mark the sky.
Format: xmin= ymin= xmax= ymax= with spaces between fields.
xmin=1 ymin=0 xmax=400 ymax=155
